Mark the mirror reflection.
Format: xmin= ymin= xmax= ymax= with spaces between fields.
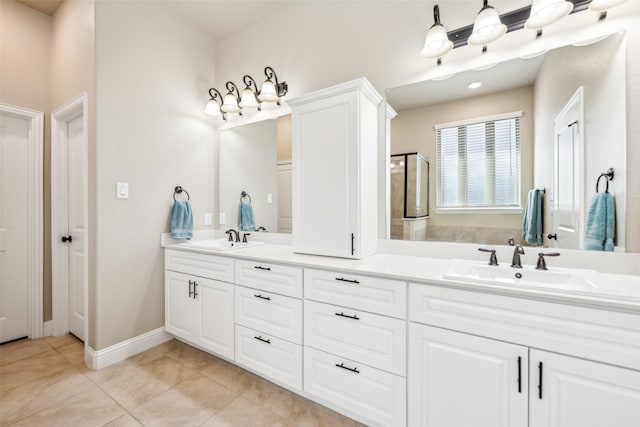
xmin=386 ymin=33 xmax=626 ymax=251
xmin=219 ymin=115 xmax=292 ymax=233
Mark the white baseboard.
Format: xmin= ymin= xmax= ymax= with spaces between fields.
xmin=85 ymin=327 xmax=173 ymax=370
xmin=43 ymin=321 xmax=54 ymax=337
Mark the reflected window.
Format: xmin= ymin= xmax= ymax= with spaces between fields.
xmin=436 ymin=112 xmax=521 ymax=210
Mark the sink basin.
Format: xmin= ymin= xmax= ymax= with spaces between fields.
xmin=179 ymin=239 xmax=264 ymax=251
xmin=443 ymin=259 xmax=597 ymax=292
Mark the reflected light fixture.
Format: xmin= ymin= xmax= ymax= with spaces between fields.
xmin=258 ymin=66 xmax=288 ymax=104
xmin=221 ymin=81 xmax=242 ymax=115
xmin=588 ymin=0 xmax=629 ymax=11
xmin=420 ymin=5 xmax=453 ymax=65
xmin=239 ymin=75 xmax=261 ymax=111
xmin=204 ymin=88 xmax=226 ymax=120
xmin=468 ymin=0 xmax=507 ymax=48
xmin=468 ymin=81 xmax=482 ymax=89
xmin=525 ymin=0 xmax=573 ymax=29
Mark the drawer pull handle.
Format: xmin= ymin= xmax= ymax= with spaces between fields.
xmin=335 ymin=277 xmax=360 ymax=284
xmin=254 ymin=294 xmax=271 ymax=301
xmin=254 ymin=336 xmax=271 ymax=344
xmin=193 ymin=281 xmax=199 ymax=299
xmin=254 ymin=266 xmax=271 ymax=271
xmin=188 ymin=280 xmax=194 ymax=298
xmin=335 ymin=363 xmax=359 ymax=374
xmin=335 ymin=312 xmax=359 ymax=320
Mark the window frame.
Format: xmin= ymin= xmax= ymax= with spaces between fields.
xmin=434 ymin=111 xmax=523 ymax=215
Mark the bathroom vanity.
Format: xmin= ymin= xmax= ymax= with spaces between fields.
xmin=164 ymin=241 xmax=640 ymax=427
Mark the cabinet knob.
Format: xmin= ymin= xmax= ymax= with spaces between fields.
xmin=61 ymin=235 xmax=73 ymax=243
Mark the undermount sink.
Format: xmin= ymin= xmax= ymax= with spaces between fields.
xmin=443 ymin=258 xmax=597 ymax=292
xmin=180 ymin=239 xmax=265 ymax=251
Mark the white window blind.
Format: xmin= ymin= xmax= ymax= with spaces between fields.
xmin=436 ymin=113 xmax=521 ymax=210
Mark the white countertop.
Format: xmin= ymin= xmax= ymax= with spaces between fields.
xmin=165 ymin=242 xmax=640 ymax=313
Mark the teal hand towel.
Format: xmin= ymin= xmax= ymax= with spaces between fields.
xmin=238 ymin=201 xmax=256 ymax=231
xmin=584 ymin=192 xmax=615 ymax=251
xmin=522 ymin=189 xmax=543 ymax=245
xmin=171 ymin=200 xmax=193 ymax=239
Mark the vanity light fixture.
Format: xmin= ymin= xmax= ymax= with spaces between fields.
xmin=525 ymin=0 xmax=573 ymax=30
xmin=239 ymin=75 xmax=261 ymax=111
xmin=468 ymin=0 xmax=507 ymax=49
xmin=258 ymin=66 xmax=288 ymax=105
xmin=420 ymin=5 xmax=454 ymax=65
xmin=589 ymin=0 xmax=629 ymax=19
xmin=204 ymin=88 xmax=226 ymax=120
xmin=221 ymin=81 xmax=242 ymax=115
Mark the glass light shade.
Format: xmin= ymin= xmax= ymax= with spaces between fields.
xmin=468 ymin=5 xmax=507 ymax=46
xmin=258 ymin=80 xmax=279 ymax=102
xmin=525 ymin=0 xmax=573 ymax=29
xmin=239 ymin=88 xmax=259 ymax=109
xmin=420 ymin=24 xmax=453 ymax=58
xmin=204 ymin=99 xmax=222 ymax=117
xmin=221 ymin=93 xmax=240 ymax=113
xmin=589 ymin=0 xmax=629 ymax=11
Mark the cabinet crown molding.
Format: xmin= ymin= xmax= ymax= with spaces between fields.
xmin=287 ymin=77 xmax=383 ymax=107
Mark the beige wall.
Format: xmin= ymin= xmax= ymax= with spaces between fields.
xmin=277 ymin=114 xmax=292 ymax=162
xmin=391 ymin=86 xmax=534 ymax=237
xmin=94 ymin=0 xmax=216 ymax=349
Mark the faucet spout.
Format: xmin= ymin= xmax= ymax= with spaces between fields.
xmin=511 ymin=245 xmax=525 ymax=268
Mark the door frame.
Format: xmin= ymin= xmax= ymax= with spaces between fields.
xmin=0 ymin=103 xmax=44 ymax=339
xmin=51 ymin=93 xmax=88 ymax=339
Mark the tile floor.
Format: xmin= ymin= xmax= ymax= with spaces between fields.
xmin=0 ymin=336 xmax=365 ymax=426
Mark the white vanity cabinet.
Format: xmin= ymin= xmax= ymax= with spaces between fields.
xmin=289 ymin=78 xmax=382 ymax=259
xmin=164 ymin=250 xmax=235 ymax=359
xmin=234 ymin=259 xmax=304 ymax=390
xmin=303 ymin=268 xmax=407 ymax=427
xmin=408 ymin=283 xmax=640 ymax=427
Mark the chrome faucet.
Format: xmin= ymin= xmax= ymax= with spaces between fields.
xmin=511 ymin=245 xmax=525 ymax=268
xmin=225 ymin=229 xmax=240 ymax=242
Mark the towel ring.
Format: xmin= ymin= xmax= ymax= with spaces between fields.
xmin=174 ymin=186 xmax=190 ymax=201
xmin=596 ymin=168 xmax=614 ymax=194
xmin=240 ymin=191 xmax=252 ymax=203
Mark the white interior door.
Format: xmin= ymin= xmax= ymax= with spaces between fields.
xmin=277 ymin=161 xmax=292 ymax=233
xmin=0 ymin=113 xmax=30 ymax=343
xmin=67 ymin=116 xmax=86 ymax=340
xmin=552 ymin=88 xmax=583 ymax=250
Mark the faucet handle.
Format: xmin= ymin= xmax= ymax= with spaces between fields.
xmin=242 ymin=233 xmax=251 ymax=243
xmin=508 ymin=236 xmax=515 ymax=246
xmin=536 ymin=252 xmax=560 ymax=270
xmin=478 ymin=248 xmax=499 ymax=266
xmin=225 ymin=229 xmax=233 ymax=241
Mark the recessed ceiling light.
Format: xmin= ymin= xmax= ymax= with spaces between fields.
xmin=468 ymin=81 xmax=482 ymax=89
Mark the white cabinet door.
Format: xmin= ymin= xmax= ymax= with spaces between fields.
xmin=530 ymin=349 xmax=640 ymax=427
xmin=291 ymin=78 xmax=382 ymax=259
xmin=196 ymin=278 xmax=234 ymax=359
xmin=409 ymin=324 xmax=528 ymax=427
xmin=165 ymin=271 xmax=196 ymax=341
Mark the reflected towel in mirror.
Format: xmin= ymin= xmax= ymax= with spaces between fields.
xmin=522 ymin=189 xmax=543 ymax=245
xmin=239 ymin=201 xmax=256 ymax=231
xmin=171 ymin=200 xmax=193 ymax=239
xmin=585 ymin=192 xmax=615 ymax=251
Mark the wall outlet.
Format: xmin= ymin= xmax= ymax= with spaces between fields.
xmin=219 ymin=212 xmax=226 ymax=225
xmin=204 ymin=212 xmax=212 ymax=226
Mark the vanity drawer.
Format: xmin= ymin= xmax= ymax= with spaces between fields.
xmin=304 ymin=268 xmax=406 ymax=319
xmin=235 ymin=325 xmax=302 ymax=391
xmin=409 ymin=283 xmax=640 ymax=371
xmin=165 ymin=249 xmax=234 ymax=283
xmin=235 ymin=259 xmax=303 ymax=298
xmin=304 ymin=300 xmax=406 ymax=376
xmin=304 ymin=346 xmax=406 ymax=427
xmin=235 ymin=285 xmax=302 ymax=344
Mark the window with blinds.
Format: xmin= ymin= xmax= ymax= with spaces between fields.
xmin=436 ymin=112 xmax=521 ymax=211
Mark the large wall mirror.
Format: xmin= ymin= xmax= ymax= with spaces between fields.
xmin=219 ymin=114 xmax=292 ymax=233
xmin=386 ymin=32 xmax=627 ymax=252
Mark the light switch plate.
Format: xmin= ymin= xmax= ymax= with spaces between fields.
xmin=204 ymin=212 xmax=212 ymax=226
xmin=219 ymin=212 xmax=226 ymax=225
xmin=267 ymin=193 xmax=273 ymax=204
xmin=116 ymin=182 xmax=129 ymax=199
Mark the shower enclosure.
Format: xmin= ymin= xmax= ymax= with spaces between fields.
xmin=390 ymin=152 xmax=429 ymax=240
